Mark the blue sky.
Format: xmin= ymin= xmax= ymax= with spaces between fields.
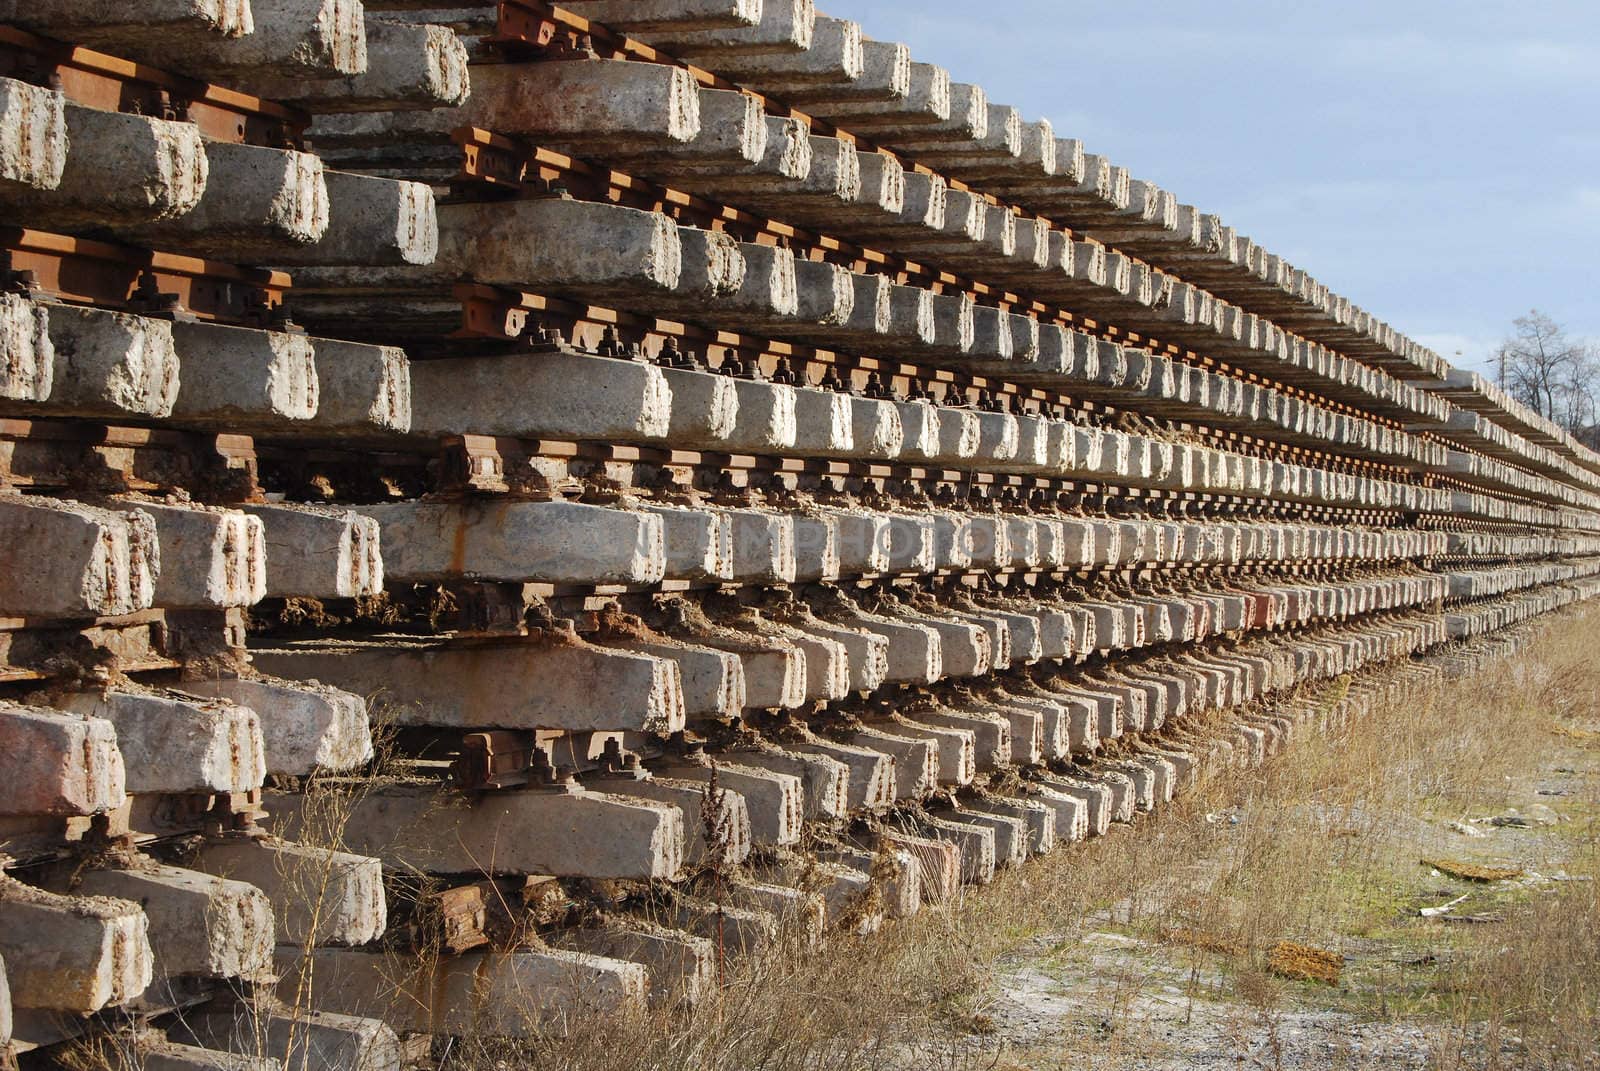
xmin=824 ymin=0 xmax=1600 ymax=375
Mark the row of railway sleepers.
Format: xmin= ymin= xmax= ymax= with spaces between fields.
xmin=0 ymin=0 xmax=477 ymax=1065
xmin=283 ymin=33 xmax=1600 ymax=513
xmin=298 ymin=61 xmax=1460 ymax=433
xmin=310 ymin=1 xmax=1600 ymax=500
xmin=243 ymin=582 xmax=1595 ymax=1034
xmin=577 ymin=0 xmax=1600 ymax=478
xmin=0 ymin=400 xmax=1561 ymax=1043
xmin=3 ymin=0 xmax=1600 ymax=1062
xmin=224 ymin=365 xmax=1598 ymax=1034
xmin=593 ymin=4 xmax=1600 ymax=488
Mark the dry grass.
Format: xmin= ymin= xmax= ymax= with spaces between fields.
xmin=1266 ymin=941 xmax=1343 ymax=985
xmin=456 ymin=608 xmax=1600 ymax=1071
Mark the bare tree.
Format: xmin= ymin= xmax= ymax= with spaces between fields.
xmin=1495 ymin=311 xmax=1598 ymax=438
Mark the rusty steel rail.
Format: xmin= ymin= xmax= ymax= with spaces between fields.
xmin=3 ymin=228 xmax=289 ymax=325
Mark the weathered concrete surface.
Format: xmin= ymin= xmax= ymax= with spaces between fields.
xmin=791 ymin=387 xmax=854 ymax=456
xmin=853 ymin=725 xmax=939 ymax=799
xmin=667 ymin=897 xmax=776 ymax=955
xmin=832 ymin=511 xmax=893 ymax=575
xmin=651 ymin=760 xmax=803 ymax=845
xmin=0 ymin=879 xmax=152 ymax=1012
xmin=190 ymin=836 xmax=386 ymax=947
xmin=136 ymin=502 xmax=267 ymax=609
xmin=136 ymin=1036 xmax=280 ymax=1071
xmin=940 ymin=808 xmax=1028 ymax=869
xmin=817 ymin=57 xmax=950 ymax=124
xmin=672 ymin=113 xmax=812 ymax=195
xmin=31 ymin=304 xmax=179 ymax=419
xmin=271 ymin=171 xmax=438 ymax=267
xmin=917 ymin=813 xmax=996 ymax=884
xmin=564 ymin=0 xmax=760 ymax=32
xmin=461 ymin=59 xmax=699 ymax=152
xmin=774 ymin=623 xmax=851 ymax=700
xmin=599 ymin=774 xmax=751 ymax=867
xmin=0 ymin=292 xmax=52 ymax=402
xmin=1027 ymin=784 xmax=1092 ymax=843
xmin=680 ymin=629 xmax=806 ymax=710
xmin=878 ymin=832 xmax=958 ymax=904
xmin=832 ymin=607 xmax=942 ymax=684
xmin=0 ymin=0 xmax=250 ymax=48
xmin=820 ymin=844 xmax=923 ymax=917
xmin=6 ymin=104 xmax=205 ymax=229
xmin=304 ymin=338 xmax=411 ymax=433
xmin=249 ymin=637 xmax=684 ymax=733
xmin=171 ymin=1002 xmax=400 ymax=1071
xmin=727 ymin=377 xmax=799 ymax=452
xmin=608 ymin=622 xmax=748 ymax=712
xmin=51 ymin=689 xmax=264 ymax=796
xmin=791 ymin=513 xmax=841 ymax=582
xmin=0 ymin=77 xmax=65 ymax=194
xmin=73 ymin=864 xmax=273 ymax=983
xmin=361 ymin=499 xmax=661 ymax=585
xmin=727 ymin=879 xmax=825 ymax=944
xmin=279 ymin=945 xmax=648 ymax=1035
xmin=641 ymin=0 xmax=812 ymax=55
xmin=788 ymin=737 xmax=895 ymax=810
xmin=714 ymin=14 xmax=864 ymax=87
xmin=145 ymin=0 xmax=367 ymax=79
xmin=548 ymin=923 xmax=715 ymax=1008
xmin=721 ymin=507 xmax=798 ymax=583
xmin=0 ymin=496 xmax=158 ymax=618
xmin=169 ymin=321 xmax=318 ymax=426
xmin=912 ymin=706 xmax=1012 ymax=770
xmin=424 ymin=197 xmax=681 ymax=297
xmin=645 ymin=503 xmax=732 ymax=580
xmin=268 ymin=782 xmax=685 ymax=879
xmin=785 ymin=31 xmax=909 ymax=105
xmin=659 ymin=363 xmax=740 ymax=447
xmin=754 ymin=858 xmax=874 ymax=929
xmin=897 ymin=607 xmax=991 ymax=677
xmin=176 ymin=677 xmax=372 ymax=776
xmin=243 ymin=21 xmax=470 ymax=111
xmin=410 ymin=351 xmax=671 ymax=443
xmin=968 ymin=796 xmax=1055 ymax=855
xmin=0 ymin=702 xmax=126 ymax=816
xmin=129 ymin=142 xmax=327 ymax=259
xmin=792 ymin=615 xmax=889 ymax=692
xmin=619 ymin=89 xmax=766 ymax=171
xmin=668 ymin=226 xmax=744 ymax=302
xmin=726 ymin=746 xmax=849 ymax=819
xmin=244 ymin=503 xmax=384 ymax=598
xmin=890 ymin=717 xmax=976 ymax=785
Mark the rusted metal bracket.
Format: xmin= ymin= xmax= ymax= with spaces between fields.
xmin=453 ymin=730 xmax=551 ymax=792
xmin=1 ymin=228 xmax=288 ymax=324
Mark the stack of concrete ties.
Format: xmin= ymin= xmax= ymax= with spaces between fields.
xmin=0 ymin=530 xmax=391 ymax=1065
xmin=627 ymin=3 xmax=1591 ymax=488
xmin=2 ymin=0 xmax=444 ymax=1062
xmin=5 ymin=0 xmax=1600 ymax=1060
